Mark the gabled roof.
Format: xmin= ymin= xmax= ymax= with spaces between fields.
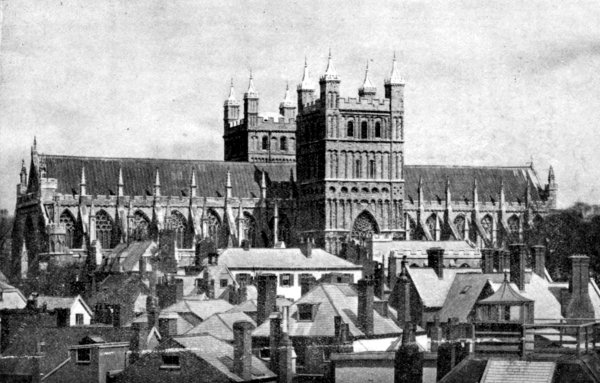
xmin=39 ymin=154 xmax=295 ymax=199
xmin=437 ymin=274 xmax=492 ymax=322
xmin=186 ymin=312 xmax=256 ymax=342
xmin=109 ymin=240 xmax=156 ymax=272
xmin=165 ymin=333 xmax=275 ymax=381
xmin=404 ymin=165 xmax=545 ymax=204
xmin=218 ymin=248 xmax=362 ymax=270
xmin=161 ymin=298 xmax=234 ymax=322
xmin=37 ymin=295 xmax=93 ymax=316
xmin=253 ymin=283 xmax=401 ymax=338
xmin=88 ymin=273 xmax=151 ymax=311
xmin=406 ymin=267 xmax=480 ymax=308
xmin=479 ymin=277 xmax=533 ymax=305
xmin=227 ymin=297 xmax=292 ymax=314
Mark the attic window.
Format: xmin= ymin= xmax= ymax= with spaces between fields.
xmin=76 ymin=348 xmax=91 ymax=363
xmin=161 ymin=355 xmax=180 ymax=370
xmin=460 ymin=286 xmax=471 ymax=294
xmin=298 ymin=304 xmax=315 ymax=321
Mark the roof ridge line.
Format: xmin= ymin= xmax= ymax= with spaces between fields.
xmin=405 ymin=164 xmax=532 ymax=169
xmin=321 ymin=285 xmax=343 ymax=318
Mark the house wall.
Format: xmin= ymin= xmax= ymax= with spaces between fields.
xmin=0 ymin=291 xmax=27 ymax=310
xmin=69 ymin=299 xmax=92 ymax=326
xmin=47 ymin=345 xmax=129 ymax=383
xmin=229 ymin=269 xmax=363 ymax=300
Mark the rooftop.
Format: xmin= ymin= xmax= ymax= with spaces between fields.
xmin=218 ymin=247 xmax=362 ymax=270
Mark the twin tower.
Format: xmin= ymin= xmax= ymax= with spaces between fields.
xmin=223 ymin=53 xmax=407 ymax=251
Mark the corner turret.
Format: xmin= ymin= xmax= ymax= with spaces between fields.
xmin=224 ymin=79 xmax=241 ymax=128
xmin=279 ymin=82 xmax=296 ymax=121
xmin=243 ymin=71 xmax=259 ymax=127
xmin=319 ymin=50 xmax=340 ymax=109
xmin=358 ymin=61 xmax=376 ymax=100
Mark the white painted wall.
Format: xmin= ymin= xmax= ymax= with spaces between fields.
xmin=0 ymin=290 xmax=27 ymax=310
xmin=69 ymin=297 xmax=92 ymax=326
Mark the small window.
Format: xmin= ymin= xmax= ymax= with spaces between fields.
xmin=347 ymin=121 xmax=354 ymax=137
xmin=76 ymin=348 xmax=91 ymax=363
xmin=220 ymin=279 xmax=228 ymax=288
xmin=161 ymin=355 xmax=180 ymax=370
xmin=76 ymin=313 xmax=84 ymax=325
xmin=361 ymin=121 xmax=368 ymax=139
xmin=280 ymin=137 xmax=288 ymax=151
xmin=280 ymin=274 xmax=294 ymax=287
xmin=259 ymin=347 xmax=271 ymax=360
xmin=298 ymin=304 xmax=314 ymax=321
xmin=375 ymin=122 xmax=381 ymax=138
xmin=262 ymin=136 xmax=269 ymax=150
xmin=354 ymin=160 xmax=361 ymax=178
xmin=368 ymin=160 xmax=375 ymax=178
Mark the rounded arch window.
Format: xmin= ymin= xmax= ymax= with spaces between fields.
xmin=341 ymin=187 xmax=348 ymax=193
xmin=351 ymin=187 xmax=359 ymax=193
xmin=361 ymin=121 xmax=368 ymax=139
xmin=261 ymin=136 xmax=269 ymax=150
xmin=347 ymin=121 xmax=354 ymax=137
xmin=375 ymin=122 xmax=381 ymax=138
xmin=329 ymin=186 xmax=336 ymax=193
xmin=361 ymin=187 xmax=369 ymax=193
xmin=280 ymin=136 xmax=288 ymax=151
xmin=382 ymin=187 xmax=389 ymax=193
xmin=371 ymin=187 xmax=379 ymax=193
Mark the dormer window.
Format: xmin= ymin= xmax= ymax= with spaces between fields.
xmin=76 ymin=348 xmax=91 ymax=364
xmin=160 ymin=355 xmax=181 ymax=370
xmin=298 ymin=303 xmax=316 ymax=321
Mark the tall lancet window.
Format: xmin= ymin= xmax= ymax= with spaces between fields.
xmin=96 ymin=210 xmax=114 ymax=249
xmin=132 ymin=211 xmax=150 ymax=241
xmin=168 ymin=211 xmax=187 ymax=248
xmin=207 ymin=210 xmax=222 ymax=247
xmin=60 ymin=210 xmax=76 ymax=249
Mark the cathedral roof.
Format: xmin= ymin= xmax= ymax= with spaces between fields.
xmin=39 ymin=154 xmax=295 ymax=199
xmin=404 ymin=165 xmax=545 ymax=205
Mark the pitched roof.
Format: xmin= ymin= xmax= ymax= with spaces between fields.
xmin=37 ymin=295 xmax=93 ymax=316
xmin=480 ymin=277 xmax=533 ymax=304
xmin=218 ymin=248 xmax=362 ymax=270
xmin=379 ymin=240 xmax=481 ymax=266
xmin=161 ymin=299 xmax=234 ymax=322
xmin=480 ymin=360 xmax=555 ymax=383
xmin=437 ymin=274 xmax=492 ymax=322
xmin=406 ymin=267 xmax=480 ymax=307
xmin=253 ymin=283 xmax=401 ymax=338
xmin=108 ymin=240 xmax=156 ymax=273
xmin=166 ymin=333 xmax=275 ymax=381
xmin=404 ymin=165 xmax=544 ymax=204
xmin=88 ymin=273 xmax=151 ymax=310
xmin=186 ymin=312 xmax=256 ymax=342
xmin=40 ymin=154 xmax=295 ymax=199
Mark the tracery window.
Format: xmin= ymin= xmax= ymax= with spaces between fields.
xmin=481 ymin=215 xmax=493 ymax=235
xmin=453 ymin=215 xmax=465 ymax=240
xmin=60 ymin=210 xmax=76 ymax=249
xmin=361 ymin=121 xmax=368 ymax=139
xmin=242 ymin=213 xmax=257 ymax=247
xmin=168 ymin=210 xmax=187 ymax=248
xmin=95 ymin=210 xmax=113 ymax=249
xmin=131 ymin=211 xmax=150 ymax=241
xmin=508 ymin=215 xmax=520 ymax=236
xmin=347 ymin=121 xmax=354 ymax=137
xmin=207 ymin=210 xmax=221 ymax=247
xmin=426 ymin=215 xmax=437 ymax=238
xmin=352 ymin=211 xmax=379 ymax=240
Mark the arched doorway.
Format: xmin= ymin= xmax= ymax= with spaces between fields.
xmin=351 ymin=211 xmax=379 ymax=241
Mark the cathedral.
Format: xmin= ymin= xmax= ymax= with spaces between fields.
xmin=9 ymin=53 xmax=557 ymax=279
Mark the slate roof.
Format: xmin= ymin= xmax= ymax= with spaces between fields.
xmin=186 ymin=312 xmax=256 ymax=342
xmin=404 ymin=165 xmax=545 ymax=204
xmin=88 ymin=273 xmax=151 ymax=311
xmin=218 ymin=248 xmax=362 ymax=270
xmin=37 ymin=295 xmax=93 ymax=315
xmin=40 ymin=154 xmax=295 ymax=198
xmin=406 ymin=267 xmax=480 ymax=308
xmin=437 ymin=274 xmax=492 ymax=322
xmin=480 ymin=360 xmax=555 ymax=383
xmin=253 ymin=283 xmax=401 ymax=338
xmin=163 ymin=333 xmax=275 ymax=381
xmin=227 ymin=297 xmax=292 ymax=315
xmin=381 ymin=240 xmax=481 ymax=267
xmin=102 ymin=240 xmax=156 ymax=273
xmin=161 ymin=298 xmax=234 ymax=322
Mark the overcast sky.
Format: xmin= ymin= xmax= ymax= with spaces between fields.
xmin=1 ymin=0 xmax=600 ymax=210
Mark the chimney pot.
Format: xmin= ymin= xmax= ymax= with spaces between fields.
xmin=357 ymin=278 xmax=374 ymax=336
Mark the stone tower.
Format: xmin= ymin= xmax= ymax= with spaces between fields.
xmin=296 ymin=53 xmax=406 ymax=254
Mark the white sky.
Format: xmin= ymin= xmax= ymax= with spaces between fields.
xmin=1 ymin=0 xmax=600 ymax=210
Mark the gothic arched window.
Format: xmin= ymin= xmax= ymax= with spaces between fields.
xmin=361 ymin=121 xmax=368 ymax=139
xmin=60 ymin=210 xmax=76 ymax=249
xmin=280 ymin=137 xmax=288 ymax=151
xmin=508 ymin=215 xmax=520 ymax=236
xmin=132 ymin=211 xmax=150 ymax=241
xmin=481 ymin=215 xmax=493 ymax=235
xmin=453 ymin=215 xmax=465 ymax=240
xmin=375 ymin=122 xmax=381 ymax=138
xmin=262 ymin=136 xmax=269 ymax=150
xmin=407 ymin=216 xmax=417 ymax=240
xmin=426 ymin=214 xmax=437 ymax=238
xmin=242 ymin=212 xmax=258 ymax=247
xmin=347 ymin=121 xmax=354 ymax=137
xmin=207 ymin=210 xmax=221 ymax=247
xmin=168 ymin=210 xmax=187 ymax=248
xmin=352 ymin=211 xmax=379 ymax=240
xmin=96 ymin=210 xmax=114 ymax=249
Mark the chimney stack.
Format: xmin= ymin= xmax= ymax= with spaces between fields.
xmin=257 ymin=274 xmax=278 ymax=325
xmin=158 ymin=312 xmax=178 ymax=338
xmin=394 ymin=322 xmax=424 ymax=383
xmin=566 ymin=255 xmax=594 ymax=319
xmin=531 ymin=245 xmax=546 ymax=278
xmin=481 ymin=248 xmax=494 ymax=273
xmin=277 ymin=333 xmax=294 ymax=383
xmin=233 ymin=320 xmax=255 ymax=381
xmin=300 ymin=274 xmax=317 ymax=296
xmin=300 ymin=237 xmax=312 ymax=258
xmin=357 ymin=278 xmax=374 ymax=336
xmin=427 ymin=247 xmax=444 ymax=279
xmin=373 ymin=262 xmax=385 ymax=299
xmin=388 ymin=252 xmax=398 ymax=291
xmin=508 ymin=244 xmax=526 ymax=291
xmin=269 ymin=312 xmax=282 ymax=375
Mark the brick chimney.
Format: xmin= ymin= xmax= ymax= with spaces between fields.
xmin=390 ymin=262 xmax=411 ymax=326
xmin=394 ymin=322 xmax=424 ymax=383
xmin=388 ymin=252 xmax=398 ymax=291
xmin=157 ymin=275 xmax=184 ymax=309
xmin=531 ymin=245 xmax=546 ymax=278
xmin=566 ymin=255 xmax=594 ymax=319
xmin=481 ymin=248 xmax=494 ymax=274
xmin=373 ymin=300 xmax=389 ymax=317
xmin=158 ymin=312 xmax=179 ymax=338
xmin=146 ymin=295 xmax=158 ymax=329
xmin=427 ymin=247 xmax=444 ymax=279
xmin=300 ymin=237 xmax=312 ymax=258
xmin=233 ymin=320 xmax=255 ymax=381
xmin=269 ymin=312 xmax=282 ymax=374
xmin=508 ymin=244 xmax=526 ymax=291
xmin=373 ymin=262 xmax=385 ymax=299
xmin=300 ymin=274 xmax=317 ymax=297
xmin=277 ymin=333 xmax=294 ymax=383
xmin=257 ymin=274 xmax=278 ymax=325
xmin=357 ymin=278 xmax=374 ymax=336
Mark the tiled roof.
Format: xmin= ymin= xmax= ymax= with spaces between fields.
xmin=404 ymin=165 xmax=544 ymax=204
xmin=406 ymin=267 xmax=480 ymax=308
xmin=253 ymin=283 xmax=401 ymax=338
xmin=161 ymin=299 xmax=234 ymax=322
xmin=480 ymin=277 xmax=533 ymax=304
xmin=40 ymin=154 xmax=295 ymax=198
xmin=88 ymin=274 xmax=151 ymax=311
xmin=186 ymin=312 xmax=256 ymax=342
xmin=227 ymin=297 xmax=291 ymax=314
xmin=111 ymin=241 xmax=156 ymax=272
xmin=37 ymin=296 xmax=75 ymax=311
xmin=437 ymin=274 xmax=492 ymax=322
xmin=166 ymin=333 xmax=275 ymax=381
xmin=480 ymin=360 xmax=555 ymax=383
xmin=218 ymin=248 xmax=362 ymax=270
xmin=379 ymin=240 xmax=481 ymax=267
